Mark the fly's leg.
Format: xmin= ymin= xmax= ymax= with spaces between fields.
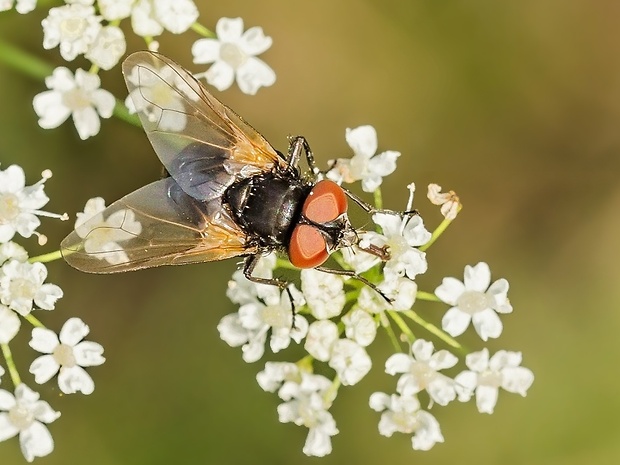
xmin=287 ymin=136 xmax=320 ymax=177
xmin=341 ymin=187 xmax=418 ymax=217
xmin=314 ymin=266 xmax=393 ymax=304
xmin=243 ymin=255 xmax=298 ymax=327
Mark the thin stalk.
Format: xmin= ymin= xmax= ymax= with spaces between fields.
xmin=402 ymin=310 xmax=464 ymax=352
xmin=1 ymin=343 xmax=21 ymax=387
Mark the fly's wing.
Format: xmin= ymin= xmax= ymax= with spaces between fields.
xmin=61 ymin=178 xmax=256 ymax=273
xmin=122 ymin=51 xmax=285 ymax=202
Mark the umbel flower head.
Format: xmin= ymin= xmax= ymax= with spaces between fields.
xmin=217 ymin=125 xmax=534 ymax=457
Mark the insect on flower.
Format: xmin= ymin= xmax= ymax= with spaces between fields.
xmin=61 ymin=51 xmax=408 ymax=298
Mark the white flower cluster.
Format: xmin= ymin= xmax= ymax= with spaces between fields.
xmin=2 ymin=0 xmax=275 ymax=138
xmin=219 ymin=125 xmax=535 ymax=456
xmin=0 ymin=164 xmax=105 ymax=462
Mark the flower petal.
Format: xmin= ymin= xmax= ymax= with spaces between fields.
xmin=385 ymin=353 xmax=412 ymax=375
xmin=0 ymin=413 xmax=19 ymax=442
xmin=192 ymin=38 xmax=221 ymax=64
xmin=236 ymin=57 xmax=276 ymax=95
xmin=471 ymin=308 xmax=503 ymax=341
xmin=475 ymin=385 xmax=498 ymax=414
xmin=464 ymin=262 xmax=491 ymax=292
xmin=435 ymin=277 xmax=465 ymax=305
xmin=29 ymin=327 xmax=59 ymax=353
xmin=205 ymin=60 xmax=235 ymax=91
xmin=239 ymin=26 xmax=273 ymax=55
xmin=58 ymin=365 xmax=95 ymax=395
xmin=19 ymin=421 xmax=55 ymax=461
xmin=59 ymin=317 xmax=89 ymax=346
xmin=346 ymin=125 xmax=377 ymax=158
xmin=215 ymin=17 xmax=244 ymax=41
xmin=29 ymin=355 xmax=60 ymax=384
xmin=73 ymin=341 xmax=105 ymax=366
xmin=441 ymin=307 xmax=471 ymax=337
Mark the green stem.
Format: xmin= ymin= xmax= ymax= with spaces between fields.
xmin=419 ymin=214 xmax=456 ymax=252
xmin=373 ymin=188 xmax=383 ymax=210
xmin=28 ymin=249 xmax=62 ymax=264
xmin=191 ymin=22 xmax=216 ymax=38
xmin=402 ymin=310 xmax=464 ymax=352
xmin=0 ymin=38 xmax=53 ymax=80
xmin=24 ymin=313 xmax=46 ymax=328
xmin=378 ymin=312 xmax=401 ymax=351
xmin=324 ymin=376 xmax=341 ymax=405
xmin=387 ymin=311 xmax=415 ymax=343
xmin=113 ymin=101 xmax=141 ymax=127
xmin=1 ymin=343 xmax=21 ymax=387
xmin=416 ymin=290 xmax=441 ymax=302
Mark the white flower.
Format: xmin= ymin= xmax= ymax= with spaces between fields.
xmin=378 ymin=276 xmax=417 ymax=311
xmin=0 ymin=384 xmax=60 ymax=462
xmin=436 ymin=262 xmax=512 ymax=341
xmin=301 ymin=268 xmax=345 ymax=319
xmin=0 ymin=242 xmax=28 ymax=265
xmin=327 ymin=125 xmax=400 ymax=193
xmin=256 ymin=362 xmax=301 ymax=393
xmin=85 ymin=25 xmax=126 ymax=70
xmin=454 ymin=348 xmax=534 ymax=414
xmin=355 ymin=286 xmax=387 ymax=314
xmin=97 ymin=0 xmax=133 ymax=21
xmin=0 ymin=305 xmax=20 ymax=343
xmin=42 ymin=4 xmax=101 ymax=61
xmin=370 ymin=213 xmax=431 ymax=281
xmin=341 ymin=243 xmax=381 ymax=274
xmin=304 ymin=320 xmax=339 ymax=362
xmin=29 ymin=318 xmax=105 ymax=395
xmin=0 ymin=0 xmax=36 ymax=14
xmin=0 ymin=260 xmax=63 ymax=316
xmin=385 ymin=339 xmax=458 ymax=406
xmin=369 ymin=391 xmax=444 ymax=451
xmin=427 ymin=184 xmax=460 ymax=220
xmin=130 ymin=0 xmax=198 ymax=36
xmin=33 ymin=67 xmax=115 ymax=140
xmin=342 ymin=308 xmax=377 ymax=346
xmin=218 ymin=286 xmax=307 ymax=363
xmin=125 ymin=60 xmax=199 ymax=132
xmin=329 ymin=338 xmax=371 ymax=386
xmin=277 ymin=372 xmax=338 ymax=457
xmin=0 ymin=166 xmax=66 ymax=243
xmin=192 ymin=17 xmax=276 ymax=94
xmin=73 ymin=197 xmax=142 ymax=265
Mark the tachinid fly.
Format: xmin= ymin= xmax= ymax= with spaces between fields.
xmin=61 ymin=51 xmax=399 ymax=296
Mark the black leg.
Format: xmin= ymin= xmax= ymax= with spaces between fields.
xmin=287 ymin=136 xmax=320 ymax=176
xmin=341 ymin=186 xmax=418 ymax=217
xmin=243 ymin=254 xmax=288 ymax=289
xmin=314 ymin=265 xmax=393 ymax=304
xmin=243 ymin=255 xmax=298 ymax=326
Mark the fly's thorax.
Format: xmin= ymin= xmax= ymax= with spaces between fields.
xmin=224 ymin=171 xmax=310 ymax=247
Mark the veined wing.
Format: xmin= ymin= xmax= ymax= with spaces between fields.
xmin=61 ymin=178 xmax=256 ymax=273
xmin=122 ymin=51 xmax=285 ymax=202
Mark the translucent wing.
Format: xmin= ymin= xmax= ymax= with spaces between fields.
xmin=122 ymin=51 xmax=285 ymax=202
xmin=61 ymin=178 xmax=256 ymax=273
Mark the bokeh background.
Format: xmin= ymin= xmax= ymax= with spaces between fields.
xmin=1 ymin=1 xmax=620 ymax=464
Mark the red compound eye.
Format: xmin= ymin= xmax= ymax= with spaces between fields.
xmin=302 ymin=180 xmax=348 ymax=224
xmin=288 ymin=224 xmax=329 ymax=269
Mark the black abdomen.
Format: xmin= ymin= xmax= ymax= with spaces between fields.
xmin=225 ymin=173 xmax=310 ymax=247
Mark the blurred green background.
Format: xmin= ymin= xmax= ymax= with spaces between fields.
xmin=1 ymin=1 xmax=620 ymax=464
